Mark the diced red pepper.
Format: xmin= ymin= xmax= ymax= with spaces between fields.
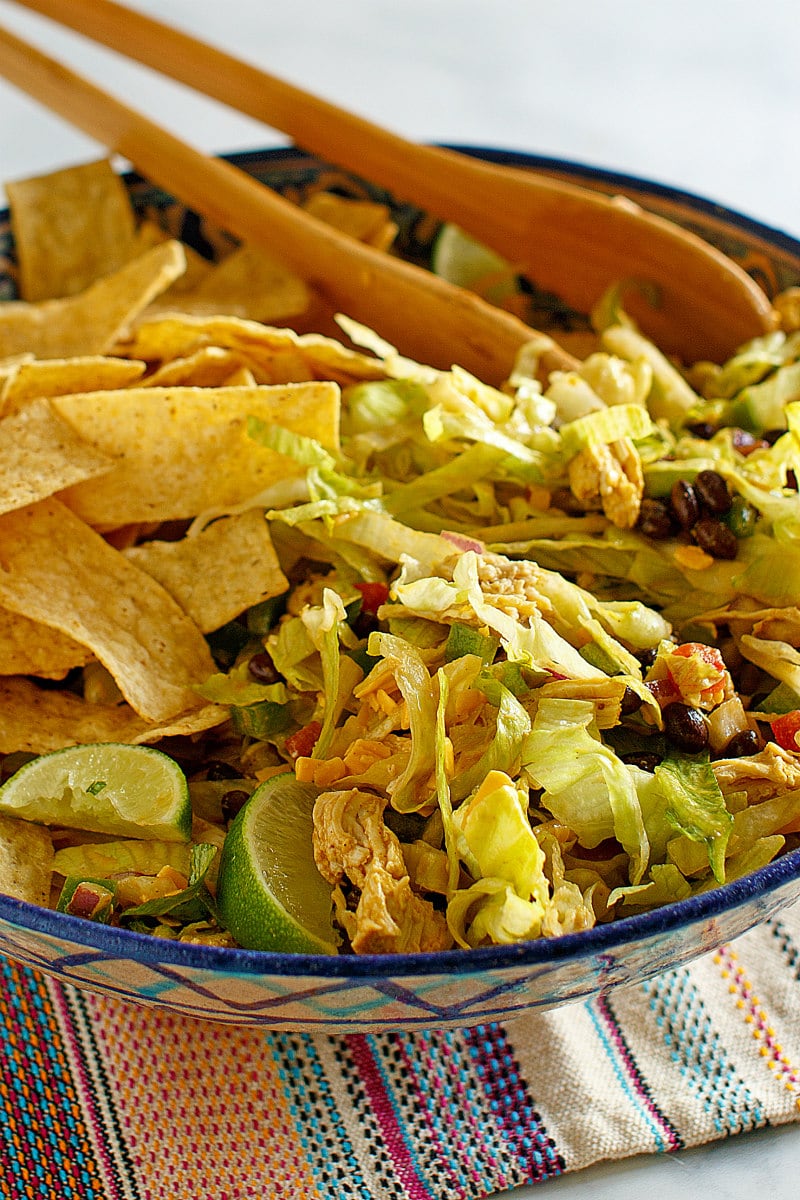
xmin=354 ymin=582 xmax=390 ymax=614
xmin=770 ymin=710 xmax=800 ymax=753
xmin=285 ymin=720 xmax=322 ymax=760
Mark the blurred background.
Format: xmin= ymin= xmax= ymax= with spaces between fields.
xmin=0 ymin=1 xmax=797 ymax=1197
xmin=0 ymin=0 xmax=797 ymax=238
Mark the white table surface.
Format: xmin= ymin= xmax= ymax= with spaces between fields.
xmin=0 ymin=1 xmax=798 ymax=1196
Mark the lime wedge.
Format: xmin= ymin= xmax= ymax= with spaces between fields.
xmin=0 ymin=743 xmax=191 ymax=842
xmin=431 ymin=222 xmax=517 ymax=304
xmin=216 ymin=773 xmax=339 ymax=955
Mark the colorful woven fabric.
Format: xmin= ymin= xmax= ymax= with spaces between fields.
xmin=3 ymin=900 xmax=800 ymax=1199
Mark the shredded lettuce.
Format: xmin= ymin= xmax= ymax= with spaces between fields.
xmin=655 ymin=750 xmax=732 ymax=883
xmin=449 ymin=677 xmax=531 ymax=804
xmin=452 ymin=770 xmax=548 ymax=903
xmin=602 ymin=324 xmax=701 ymax=424
xmin=194 ymin=660 xmax=289 ymax=707
xmin=366 ymin=631 xmax=437 ymax=811
xmin=300 ymin=589 xmax=351 ymax=759
xmin=559 ymin=404 xmax=655 ymax=457
xmin=521 ymin=698 xmax=649 ymax=882
xmin=608 ymin=862 xmax=693 ymax=909
xmin=434 ymin=668 xmax=460 ymax=894
xmin=447 ymin=878 xmax=545 ymax=948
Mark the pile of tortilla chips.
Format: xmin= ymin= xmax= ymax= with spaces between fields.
xmin=0 ymin=157 xmax=397 ymax=766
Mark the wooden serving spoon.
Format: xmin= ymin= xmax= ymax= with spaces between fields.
xmin=0 ymin=23 xmax=583 ymax=386
xmin=6 ymin=0 xmax=776 ymax=364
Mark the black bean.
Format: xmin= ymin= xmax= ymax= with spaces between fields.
xmin=694 ymin=469 xmax=732 ymax=516
xmin=693 ymin=516 xmax=738 ymax=560
xmin=621 ymin=751 xmax=662 ymax=772
xmin=669 ymin=479 xmax=700 ymax=530
xmin=620 ymin=686 xmax=644 ymax=715
xmin=205 ymin=760 xmax=240 ymax=781
xmin=735 ymin=660 xmax=764 ymax=696
xmin=685 ymin=421 xmax=716 ymax=440
xmin=248 ymin=651 xmax=281 ymax=685
xmin=637 ymin=498 xmax=674 ymax=540
xmin=663 ymin=702 xmax=709 ymax=752
xmin=787 ymin=468 xmax=799 ymax=492
xmin=221 ymin=789 xmax=250 ymax=822
xmin=764 ymin=427 xmax=788 ymax=446
xmin=636 ymin=647 xmax=658 ymax=670
xmin=351 ymin=610 xmax=380 ymax=639
xmin=721 ymin=729 xmax=759 ymax=758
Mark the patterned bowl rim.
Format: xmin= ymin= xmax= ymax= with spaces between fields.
xmin=2 ymin=144 xmax=799 ymax=981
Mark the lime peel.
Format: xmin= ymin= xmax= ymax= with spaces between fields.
xmin=0 ymin=743 xmax=191 ymax=842
xmin=216 ymin=772 xmax=339 ymax=954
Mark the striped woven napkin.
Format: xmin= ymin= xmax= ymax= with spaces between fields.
xmin=3 ymin=897 xmax=800 ymax=1199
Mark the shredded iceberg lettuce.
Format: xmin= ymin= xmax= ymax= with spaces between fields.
xmin=521 ymin=698 xmax=649 ymax=883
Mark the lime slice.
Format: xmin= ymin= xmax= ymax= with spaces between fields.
xmin=431 ymin=222 xmax=517 ymax=304
xmin=216 ymin=772 xmax=339 ymax=955
xmin=0 ymin=743 xmax=191 ymax=842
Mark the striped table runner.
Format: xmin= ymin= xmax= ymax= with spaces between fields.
xmin=2 ymin=898 xmax=800 ymax=1199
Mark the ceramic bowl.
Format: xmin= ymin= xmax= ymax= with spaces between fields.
xmin=1 ymin=147 xmax=799 ymax=1031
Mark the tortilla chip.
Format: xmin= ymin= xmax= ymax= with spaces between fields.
xmin=0 ymin=240 xmax=186 ymax=360
xmin=54 ymin=381 xmax=339 ymax=524
xmin=0 ymin=813 xmax=54 ymax=905
xmin=125 ymin=509 xmax=288 ymax=632
xmin=134 ymin=218 xmax=212 ymax=286
xmin=142 ymin=346 xmax=250 ymax=388
xmin=0 ymin=354 xmax=33 ymax=404
xmin=303 ymin=192 xmax=398 ymax=251
xmin=0 ymin=397 xmax=116 ymax=515
xmin=0 ymin=498 xmax=216 ymax=722
xmin=223 ymin=366 xmax=258 ymax=386
xmin=6 ymin=159 xmax=138 ymax=301
xmin=0 ymin=676 xmax=227 ymax=755
xmin=151 ymin=243 xmax=310 ymax=324
xmin=119 ymin=314 xmax=386 ymax=382
xmin=1 ymin=356 xmax=146 ymax=416
xmin=0 ymin=606 xmax=91 ymax=678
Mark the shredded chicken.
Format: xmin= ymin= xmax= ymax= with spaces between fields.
xmin=312 ymin=787 xmax=452 ymax=953
xmin=567 ymin=436 xmax=644 ymax=529
xmin=703 ymin=606 xmax=800 ymax=646
xmin=752 ymin=609 xmax=800 ymax=646
xmin=348 ymin=864 xmax=451 ymax=954
xmin=313 ymin=788 xmax=404 ymax=888
xmin=713 ymin=742 xmax=800 ymax=802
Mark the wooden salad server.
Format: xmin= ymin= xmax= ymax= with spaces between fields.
xmin=6 ymin=0 xmax=777 ymax=364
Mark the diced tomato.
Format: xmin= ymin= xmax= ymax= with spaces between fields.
xmin=667 ymin=642 xmax=728 ymax=707
xmin=770 ymin=710 xmax=800 ymax=753
xmin=285 ymin=720 xmax=322 ymax=759
xmin=354 ymin=582 xmax=390 ymax=614
xmin=671 ymin=642 xmax=726 ymax=672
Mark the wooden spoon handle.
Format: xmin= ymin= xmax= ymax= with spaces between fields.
xmin=7 ymin=0 xmax=775 ymax=361
xmin=0 ymin=23 xmax=575 ymax=385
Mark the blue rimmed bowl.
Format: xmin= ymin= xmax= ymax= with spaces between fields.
xmin=1 ymin=146 xmax=799 ymax=1031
